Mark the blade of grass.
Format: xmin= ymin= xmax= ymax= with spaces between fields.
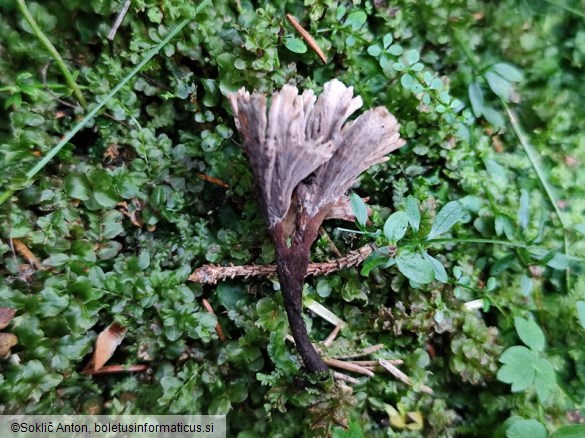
xmin=16 ymin=0 xmax=87 ymax=108
xmin=502 ymin=103 xmax=568 ymax=231
xmin=0 ymin=0 xmax=211 ymax=206
xmin=543 ymin=0 xmax=585 ymax=19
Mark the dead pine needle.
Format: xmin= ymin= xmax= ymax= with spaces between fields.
xmin=197 ymin=173 xmax=230 ymax=188
xmin=202 ymin=298 xmax=226 ymax=341
xmin=12 ymin=238 xmax=42 ymax=270
xmin=286 ymin=14 xmax=327 ymax=63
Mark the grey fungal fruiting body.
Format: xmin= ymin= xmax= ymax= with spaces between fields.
xmin=229 ymin=80 xmax=405 ymax=373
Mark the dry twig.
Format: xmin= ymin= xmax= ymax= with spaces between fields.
xmin=332 ymin=371 xmax=359 ymax=384
xmin=108 ymin=0 xmax=132 ymax=41
xmin=286 ymin=14 xmax=327 ymax=63
xmin=189 ymin=243 xmax=374 ymax=284
xmin=379 ymin=358 xmax=433 ymax=394
xmin=325 ymin=358 xmax=374 ymax=377
xmin=323 ymin=323 xmax=343 ymax=347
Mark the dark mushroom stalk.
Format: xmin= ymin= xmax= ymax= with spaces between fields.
xmin=228 ymin=80 xmax=405 ymax=373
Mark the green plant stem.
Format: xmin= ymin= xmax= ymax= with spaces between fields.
xmin=0 ymin=0 xmax=211 ymax=206
xmin=502 ymin=99 xmax=572 ymax=290
xmin=16 ymin=0 xmax=87 ymax=108
xmin=425 ymin=237 xmax=528 ymax=249
xmin=502 ymin=103 xmax=568 ymax=231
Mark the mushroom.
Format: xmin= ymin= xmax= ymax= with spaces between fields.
xmin=229 ymin=79 xmax=405 ymax=373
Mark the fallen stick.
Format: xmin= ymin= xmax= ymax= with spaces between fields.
xmin=108 ymin=0 xmax=131 ymax=41
xmin=189 ymin=243 xmax=374 ymax=284
xmin=286 ymin=14 xmax=327 ymax=63
xmin=379 ymin=358 xmax=433 ymax=394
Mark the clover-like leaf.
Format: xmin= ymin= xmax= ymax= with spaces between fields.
xmin=497 ymin=346 xmax=537 ymax=392
xmin=514 ymin=317 xmax=546 ymax=352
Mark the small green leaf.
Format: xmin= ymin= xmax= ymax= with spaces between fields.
xmin=401 ymin=74 xmax=414 ymax=88
xmin=147 ymin=7 xmax=163 ymax=23
xmin=405 ymin=196 xmax=420 ymax=232
xmin=349 ymin=193 xmax=368 ymax=227
xmin=217 ymin=283 xmax=246 ymax=311
xmin=546 ymin=252 xmax=570 ymax=270
xmin=491 ymin=62 xmax=524 ymax=82
xmin=430 ymin=78 xmax=442 ymax=90
xmin=345 ymin=10 xmax=367 ymax=30
xmin=396 ymin=252 xmax=435 ymax=284
xmin=468 ymin=82 xmax=484 ymax=117
xmin=411 ymin=83 xmax=424 ymax=94
xmin=551 ymin=425 xmax=585 ymax=438
xmin=43 ymin=253 xmax=69 ymax=267
xmin=506 ymin=419 xmax=547 ymax=438
xmin=411 ymin=62 xmax=424 ymax=72
xmin=576 ymin=301 xmax=585 ymax=329
xmin=383 ymin=211 xmax=409 ymax=242
xmin=406 ymin=49 xmax=420 ymax=65
xmin=316 ymin=279 xmax=332 ymax=298
xmin=392 ymin=62 xmax=406 ymax=71
xmin=497 ymin=346 xmax=536 ymax=392
xmin=367 ymin=44 xmax=382 ymax=57
xmin=573 ymin=224 xmax=585 ymax=236
xmin=256 ymin=298 xmax=285 ymax=331
xmin=486 ymin=71 xmax=513 ymax=101
xmin=439 ymin=91 xmax=450 ymax=104
xmin=518 ymin=189 xmax=530 ymax=230
xmin=482 ymin=106 xmax=505 ymax=129
xmin=64 ymin=174 xmax=91 ymax=201
xmin=383 ymin=33 xmax=393 ymax=48
xmin=96 ymin=241 xmax=122 ymax=260
xmin=201 ymin=78 xmax=220 ymax=107
xmin=514 ymin=317 xmax=546 ymax=352
xmin=285 ymin=37 xmax=307 ymax=54
xmin=427 ymin=201 xmax=465 ymax=240
xmin=93 ymin=189 xmax=119 ymax=208
xmin=423 ymin=252 xmax=448 ymax=283
xmin=38 ymin=373 xmax=63 ymax=392
xmin=387 ymin=44 xmax=403 ymax=56
xmin=534 ymin=357 xmax=556 ymax=402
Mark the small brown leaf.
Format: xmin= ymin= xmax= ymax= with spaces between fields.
xmin=104 ymin=143 xmax=120 ymax=162
xmin=0 ymin=333 xmax=18 ymax=358
xmin=0 ymin=308 xmax=16 ymax=330
xmin=84 ymin=322 xmax=127 ymax=373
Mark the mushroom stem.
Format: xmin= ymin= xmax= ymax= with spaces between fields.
xmin=276 ymin=246 xmax=328 ymax=373
xmin=273 ymin=213 xmax=329 ymax=373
